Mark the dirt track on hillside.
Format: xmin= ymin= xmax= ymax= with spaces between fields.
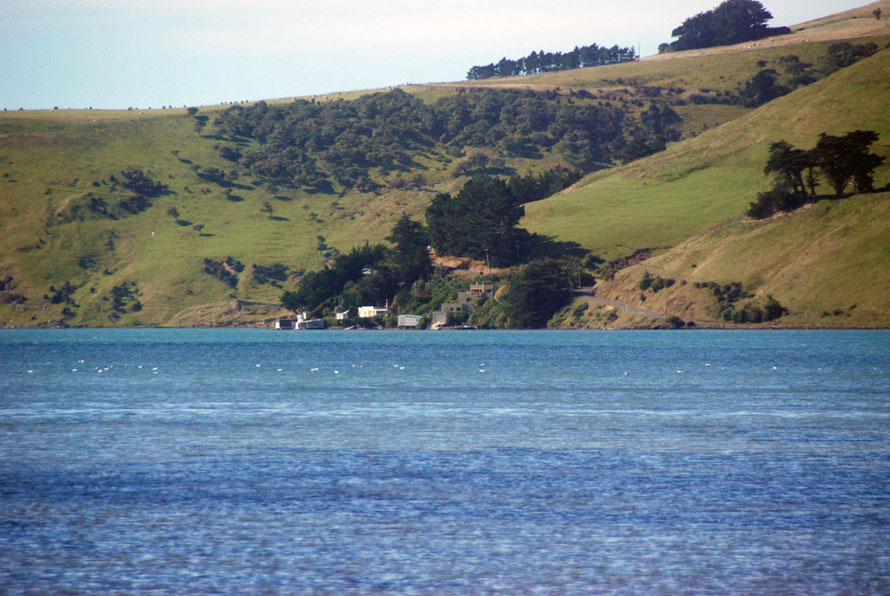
xmin=572 ymin=287 xmax=667 ymax=320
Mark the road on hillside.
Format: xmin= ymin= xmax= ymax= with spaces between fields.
xmin=572 ymin=287 xmax=668 ymax=320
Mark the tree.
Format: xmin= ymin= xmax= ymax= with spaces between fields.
xmin=823 ymin=42 xmax=879 ymax=71
xmin=120 ymin=168 xmax=168 ymax=197
xmin=467 ymin=42 xmax=636 ymax=79
xmin=814 ymin=130 xmax=884 ymax=195
xmin=624 ymin=104 xmax=682 ymax=161
xmin=763 ymin=295 xmax=786 ymax=321
xmin=501 ymin=260 xmax=572 ymax=328
xmin=746 ymin=183 xmax=803 ymax=219
xmin=387 ymin=215 xmax=431 ymax=286
xmin=411 ymin=173 xmax=427 ymax=189
xmin=166 ymin=207 xmax=181 ymax=222
xmin=739 ymin=69 xmax=791 ymax=107
xmin=260 ymin=201 xmax=274 ymax=219
xmin=669 ymin=0 xmax=785 ymax=51
xmin=425 ymin=174 xmax=531 ymax=265
xmin=764 ymin=140 xmax=809 ymax=195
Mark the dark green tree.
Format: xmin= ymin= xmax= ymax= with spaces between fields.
xmin=669 ymin=0 xmax=785 ymax=51
xmin=814 ymin=130 xmax=884 ymax=195
xmin=739 ymin=69 xmax=791 ymax=107
xmin=425 ymin=174 xmax=531 ymax=265
xmin=501 ymin=260 xmax=573 ymax=328
xmin=387 ymin=214 xmax=431 ymax=286
xmin=746 ymin=182 xmax=803 ymax=219
xmin=823 ymin=42 xmax=879 ymax=72
xmin=764 ymin=140 xmax=810 ymax=195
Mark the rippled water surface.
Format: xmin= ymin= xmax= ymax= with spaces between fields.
xmin=2 ymin=329 xmax=889 ymax=593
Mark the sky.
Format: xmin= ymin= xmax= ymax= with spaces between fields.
xmin=0 ymin=0 xmax=872 ymax=110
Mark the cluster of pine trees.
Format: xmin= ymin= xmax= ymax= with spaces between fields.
xmin=748 ymin=131 xmax=885 ymax=218
xmin=661 ymin=0 xmax=790 ymax=52
xmin=466 ymin=43 xmax=636 ymax=80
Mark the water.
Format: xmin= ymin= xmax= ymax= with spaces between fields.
xmin=1 ymin=329 xmax=889 ymax=593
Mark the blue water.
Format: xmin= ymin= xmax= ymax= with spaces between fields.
xmin=1 ymin=329 xmax=889 ymax=593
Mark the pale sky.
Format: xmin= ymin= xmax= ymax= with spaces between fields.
xmin=0 ymin=0 xmax=872 ymax=110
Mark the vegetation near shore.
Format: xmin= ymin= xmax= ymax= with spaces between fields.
xmin=1 ymin=0 xmax=889 ymax=329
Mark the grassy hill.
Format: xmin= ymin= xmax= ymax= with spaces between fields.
xmin=554 ymin=190 xmax=890 ymax=329
xmin=521 ymin=46 xmax=890 ymax=259
xmin=1 ymin=2 xmax=889 ymax=328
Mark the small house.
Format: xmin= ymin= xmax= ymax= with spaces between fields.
xmin=290 ymin=311 xmax=324 ymax=330
xmin=274 ymin=318 xmax=296 ymax=330
xmin=468 ymin=283 xmax=496 ymax=297
xmin=439 ymin=302 xmax=468 ymax=314
xmin=358 ymin=306 xmax=389 ymax=319
xmin=397 ymin=314 xmax=422 ymax=329
xmin=335 ymin=310 xmax=351 ymax=321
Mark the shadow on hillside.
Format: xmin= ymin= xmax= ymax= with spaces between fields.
xmin=527 ymin=234 xmax=589 ymax=260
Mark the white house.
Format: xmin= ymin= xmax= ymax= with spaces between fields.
xmin=358 ymin=306 xmax=389 ymax=318
xmin=335 ymin=310 xmax=351 ymax=321
xmin=295 ymin=311 xmax=324 ymax=330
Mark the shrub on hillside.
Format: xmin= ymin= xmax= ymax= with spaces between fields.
xmin=203 ymin=257 xmax=244 ymax=288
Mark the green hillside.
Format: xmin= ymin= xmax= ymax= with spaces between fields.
xmin=522 ymin=48 xmax=890 ymax=259
xmin=564 ymin=190 xmax=890 ymax=329
xmin=1 ymin=2 xmax=889 ymax=328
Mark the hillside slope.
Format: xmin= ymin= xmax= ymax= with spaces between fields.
xmin=522 ymin=48 xmax=890 ymax=259
xmin=557 ymin=191 xmax=890 ymax=329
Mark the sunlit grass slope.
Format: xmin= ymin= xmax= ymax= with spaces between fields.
xmin=593 ymin=191 xmax=890 ymax=328
xmin=522 ymin=48 xmax=890 ymax=260
xmin=0 ymin=107 xmax=438 ymax=327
